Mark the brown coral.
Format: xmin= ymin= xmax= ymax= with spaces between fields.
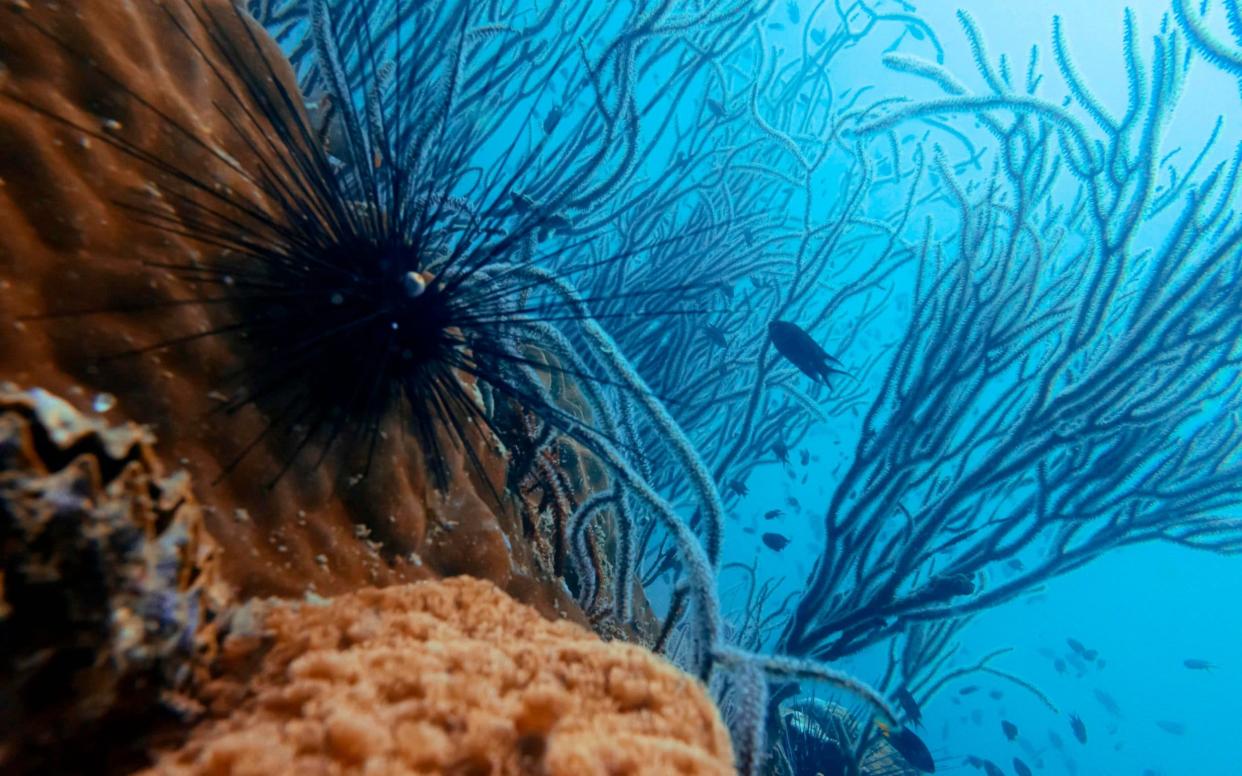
xmin=148 ymin=576 xmax=734 ymax=776
xmin=0 ymin=0 xmax=581 ymax=619
xmin=0 ymin=385 xmax=224 ymax=772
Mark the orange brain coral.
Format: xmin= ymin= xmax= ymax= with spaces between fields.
xmin=149 ymin=577 xmax=734 ymax=775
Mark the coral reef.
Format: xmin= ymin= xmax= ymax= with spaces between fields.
xmin=147 ymin=576 xmax=734 ymax=776
xmin=0 ymin=0 xmax=583 ymax=620
xmin=0 ymin=385 xmax=224 ymax=772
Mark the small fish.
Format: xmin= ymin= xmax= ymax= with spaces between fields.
xmin=510 ymin=191 xmax=537 ymax=213
xmin=1067 ymin=638 xmax=1088 ymax=655
xmin=763 ymin=508 xmax=783 ymax=520
xmin=810 ymin=28 xmax=826 ymax=44
xmin=989 ymin=690 xmax=1004 ymax=700
xmin=1001 ymin=720 xmax=1018 ymax=741
xmin=1092 ymin=688 xmax=1122 ymax=718
xmin=786 ymin=495 xmax=801 ymax=510
xmin=959 ymin=685 xmax=979 ymax=696
xmin=1006 ymin=558 xmax=1025 ymax=571
xmin=767 ymin=22 xmax=786 ymax=31
xmin=543 ymin=105 xmax=563 ymax=134
xmin=876 ymin=722 xmax=935 ymax=772
xmin=772 ymin=439 xmax=790 ymax=464
xmin=894 ymin=687 xmax=923 ymax=727
xmin=728 ymin=479 xmax=749 ymax=497
xmin=703 ymin=324 xmax=728 ymax=348
xmin=785 ymin=0 xmax=800 ymax=24
xmin=1048 ymin=731 xmax=1064 ymax=750
xmin=907 ymin=23 xmax=926 ymax=41
xmin=1155 ymin=720 xmax=1185 ymax=736
xmin=762 ymin=532 xmax=791 ymax=551
xmin=769 ymin=320 xmax=849 ymax=386
xmin=1183 ymin=658 xmax=1215 ymax=670
xmin=706 ymin=98 xmax=727 ymax=119
xmin=925 ymin=572 xmax=974 ymax=601
xmin=980 ymin=760 xmax=1004 ymax=776
xmin=1054 ymin=658 xmax=1067 ymax=674
xmin=742 ymin=526 xmax=756 ymax=535
xmin=1012 ymin=758 xmax=1033 ymax=776
xmin=1069 ymin=714 xmax=1087 ymax=744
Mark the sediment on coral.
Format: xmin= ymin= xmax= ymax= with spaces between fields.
xmin=0 ymin=385 xmax=225 ymax=773
xmin=147 ymin=576 xmax=735 ymax=776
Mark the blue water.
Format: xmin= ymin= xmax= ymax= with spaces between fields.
xmin=718 ymin=1 xmax=1242 ymax=773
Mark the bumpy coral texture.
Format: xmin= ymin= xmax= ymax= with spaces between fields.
xmin=0 ymin=0 xmax=581 ymax=621
xmin=149 ymin=577 xmax=734 ymax=775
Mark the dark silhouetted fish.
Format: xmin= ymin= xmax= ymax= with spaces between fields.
xmin=980 ymin=760 xmax=1004 ymax=776
xmin=1067 ymin=637 xmax=1088 ymax=655
xmin=762 ymin=532 xmax=791 ymax=551
xmin=1092 ymin=688 xmax=1122 ymax=718
xmin=925 ymin=572 xmax=974 ymax=601
xmin=959 ymin=685 xmax=979 ymax=695
xmin=786 ymin=495 xmax=801 ymax=510
xmin=786 ymin=0 xmax=800 ymax=24
xmin=1069 ymin=714 xmax=1087 ymax=744
xmin=989 ymin=690 xmax=1004 ymax=700
xmin=1006 ymin=558 xmax=1024 ymax=571
xmin=772 ymin=438 xmax=790 ymax=464
xmin=703 ymin=324 xmax=728 ymax=349
xmin=543 ymin=106 xmax=562 ymax=134
xmin=728 ymin=479 xmax=749 ymax=497
xmin=1155 ymin=720 xmax=1185 ymax=735
xmin=706 ymin=98 xmax=727 ymax=119
xmin=877 ymin=722 xmax=935 ymax=772
xmin=763 ymin=508 xmax=783 ymax=520
xmin=511 ymin=190 xmax=537 ymax=213
xmin=895 ymin=687 xmax=923 ymax=727
xmin=769 ymin=321 xmax=849 ymax=386
xmin=1054 ymin=658 xmax=1067 ymax=674
xmin=799 ymin=448 xmax=810 ymax=466
xmin=1012 ymin=757 xmax=1033 ymax=776
xmin=1183 ymin=658 xmax=1215 ymax=670
xmin=1001 ymin=720 xmax=1018 ymax=741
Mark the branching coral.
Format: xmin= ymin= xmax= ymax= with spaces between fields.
xmin=775 ymin=7 xmax=1242 ymax=664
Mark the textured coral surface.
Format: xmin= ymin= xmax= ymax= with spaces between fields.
xmin=148 ymin=576 xmax=734 ymax=775
xmin=0 ymin=0 xmax=579 ymax=619
xmin=0 ymin=385 xmax=223 ymax=772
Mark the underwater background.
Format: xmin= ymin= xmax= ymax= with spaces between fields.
xmin=2 ymin=0 xmax=1242 ymax=773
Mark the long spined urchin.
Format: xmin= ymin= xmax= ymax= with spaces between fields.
xmin=5 ymin=0 xmax=698 ymax=496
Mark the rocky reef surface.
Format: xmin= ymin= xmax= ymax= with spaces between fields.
xmin=148 ymin=577 xmax=732 ymax=776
